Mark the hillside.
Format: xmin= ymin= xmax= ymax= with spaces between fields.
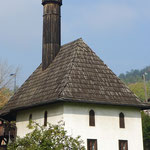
xmin=119 ymin=66 xmax=150 ymax=102
xmin=128 ymin=81 xmax=150 ymax=101
xmin=119 ymin=66 xmax=150 ymax=84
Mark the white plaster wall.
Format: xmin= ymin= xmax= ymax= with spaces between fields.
xmin=63 ymin=103 xmax=144 ymax=150
xmin=16 ymin=103 xmax=64 ymax=138
xmin=16 ymin=102 xmax=144 ymax=150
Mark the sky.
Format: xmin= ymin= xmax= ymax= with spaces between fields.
xmin=0 ymin=0 xmax=150 ymax=87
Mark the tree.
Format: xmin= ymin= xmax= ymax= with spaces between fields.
xmin=0 ymin=60 xmax=19 ymax=108
xmin=7 ymin=122 xmax=85 ymax=150
xmin=142 ymin=112 xmax=150 ymax=150
xmin=0 ymin=60 xmax=13 ymax=90
xmin=0 ymin=60 xmax=19 ymax=90
xmin=119 ymin=66 xmax=150 ymax=84
xmin=0 ymin=88 xmax=12 ymax=109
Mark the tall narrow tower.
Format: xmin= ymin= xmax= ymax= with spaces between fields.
xmin=42 ymin=0 xmax=62 ymax=70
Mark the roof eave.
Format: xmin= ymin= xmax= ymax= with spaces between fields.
xmin=59 ymin=98 xmax=150 ymax=110
xmin=1 ymin=98 xmax=150 ymax=117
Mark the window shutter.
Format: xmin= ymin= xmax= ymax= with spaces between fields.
xmin=29 ymin=114 xmax=32 ymax=126
xmin=119 ymin=140 xmax=128 ymax=150
xmin=29 ymin=114 xmax=32 ymax=122
xmin=119 ymin=113 xmax=125 ymax=128
xmin=89 ymin=110 xmax=95 ymax=126
xmin=44 ymin=111 xmax=48 ymax=126
xmin=87 ymin=139 xmax=97 ymax=150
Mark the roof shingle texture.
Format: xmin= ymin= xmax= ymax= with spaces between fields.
xmin=0 ymin=39 xmax=149 ymax=115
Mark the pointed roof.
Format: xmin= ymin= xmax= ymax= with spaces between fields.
xmin=1 ymin=39 xmax=149 ymax=115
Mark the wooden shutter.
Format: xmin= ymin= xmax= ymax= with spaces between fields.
xmin=87 ymin=139 xmax=97 ymax=150
xmin=119 ymin=140 xmax=128 ymax=150
xmin=29 ymin=114 xmax=32 ymax=122
xmin=119 ymin=113 xmax=125 ymax=128
xmin=44 ymin=111 xmax=48 ymax=126
xmin=89 ymin=110 xmax=95 ymax=126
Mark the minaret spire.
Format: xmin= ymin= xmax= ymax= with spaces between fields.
xmin=42 ymin=0 xmax=62 ymax=70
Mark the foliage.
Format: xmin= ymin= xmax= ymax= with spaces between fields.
xmin=0 ymin=88 xmax=12 ymax=109
xmin=128 ymin=81 xmax=150 ymax=101
xmin=142 ymin=111 xmax=150 ymax=149
xmin=0 ymin=59 xmax=20 ymax=90
xmin=119 ymin=66 xmax=150 ymax=101
xmin=0 ymin=60 xmax=13 ymax=89
xmin=119 ymin=66 xmax=150 ymax=84
xmin=7 ymin=122 xmax=85 ymax=150
xmin=0 ymin=60 xmax=20 ymax=109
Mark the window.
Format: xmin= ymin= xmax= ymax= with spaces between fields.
xmin=119 ymin=140 xmax=128 ymax=150
xmin=29 ymin=114 xmax=32 ymax=124
xmin=87 ymin=139 xmax=97 ymax=150
xmin=119 ymin=112 xmax=125 ymax=128
xmin=89 ymin=110 xmax=95 ymax=126
xmin=29 ymin=114 xmax=32 ymax=122
xmin=44 ymin=111 xmax=48 ymax=126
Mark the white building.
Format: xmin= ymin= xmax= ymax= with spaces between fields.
xmin=1 ymin=0 xmax=150 ymax=150
xmin=16 ymin=103 xmax=144 ymax=150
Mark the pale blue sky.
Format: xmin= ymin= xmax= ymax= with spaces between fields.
xmin=0 ymin=0 xmax=150 ymax=86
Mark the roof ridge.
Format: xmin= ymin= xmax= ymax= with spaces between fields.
xmin=61 ymin=38 xmax=83 ymax=48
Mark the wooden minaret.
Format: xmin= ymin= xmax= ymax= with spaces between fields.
xmin=42 ymin=0 xmax=62 ymax=70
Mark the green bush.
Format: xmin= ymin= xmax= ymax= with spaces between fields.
xmin=8 ymin=122 xmax=85 ymax=150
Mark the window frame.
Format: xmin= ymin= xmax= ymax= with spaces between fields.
xmin=119 ymin=112 xmax=125 ymax=128
xmin=119 ymin=140 xmax=128 ymax=150
xmin=29 ymin=114 xmax=32 ymax=126
xmin=44 ymin=111 xmax=48 ymax=126
xmin=29 ymin=114 xmax=32 ymax=122
xmin=89 ymin=110 xmax=95 ymax=126
xmin=87 ymin=139 xmax=97 ymax=150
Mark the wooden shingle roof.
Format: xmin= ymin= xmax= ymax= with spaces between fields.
xmin=1 ymin=38 xmax=149 ymax=115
